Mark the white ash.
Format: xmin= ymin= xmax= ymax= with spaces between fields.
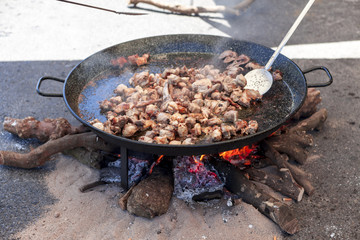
xmin=173 ymin=156 xmax=224 ymax=202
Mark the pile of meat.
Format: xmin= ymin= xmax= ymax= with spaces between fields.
xmin=90 ymin=50 xmax=277 ymax=145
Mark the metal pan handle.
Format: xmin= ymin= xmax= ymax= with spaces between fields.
xmin=302 ymin=66 xmax=333 ymax=88
xmin=36 ymin=76 xmax=64 ymax=97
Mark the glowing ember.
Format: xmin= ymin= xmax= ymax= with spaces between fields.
xmin=149 ymin=155 xmax=164 ymax=174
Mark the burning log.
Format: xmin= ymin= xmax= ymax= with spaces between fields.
xmin=123 ymin=160 xmax=174 ymax=218
xmin=129 ymin=0 xmax=254 ymax=16
xmin=210 ymin=158 xmax=300 ymax=235
xmin=292 ymin=88 xmax=322 ymax=120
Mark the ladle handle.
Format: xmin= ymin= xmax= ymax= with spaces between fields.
xmin=265 ymin=0 xmax=315 ymax=70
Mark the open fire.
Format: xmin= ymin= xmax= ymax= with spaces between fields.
xmin=0 ymin=88 xmax=327 ymax=235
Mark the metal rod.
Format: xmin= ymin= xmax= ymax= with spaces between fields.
xmin=57 ymin=0 xmax=147 ymax=15
xmin=265 ymin=0 xmax=315 ymax=70
xmin=121 ymin=146 xmax=129 ymax=190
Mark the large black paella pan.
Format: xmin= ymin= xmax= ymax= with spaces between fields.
xmin=36 ymin=34 xmax=332 ymax=156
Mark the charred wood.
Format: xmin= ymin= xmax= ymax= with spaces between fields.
xmin=210 ymin=158 xmax=300 ymax=235
xmin=125 ymin=160 xmax=174 ymax=218
xmin=245 ymin=166 xmax=304 ymax=202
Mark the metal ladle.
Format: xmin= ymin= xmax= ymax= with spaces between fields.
xmin=244 ymin=0 xmax=315 ymax=95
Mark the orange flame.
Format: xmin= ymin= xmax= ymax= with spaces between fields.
xmin=149 ymin=155 xmax=164 ymax=174
xmin=219 ymin=144 xmax=257 ymax=165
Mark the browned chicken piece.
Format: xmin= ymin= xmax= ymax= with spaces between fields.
xmin=238 ymin=89 xmax=262 ymax=108
xmin=123 ymin=88 xmax=137 ymax=99
xmin=111 ymin=115 xmax=128 ymax=128
xmin=221 ymin=124 xmax=236 ymax=139
xmin=230 ymin=88 xmax=243 ymax=104
xmin=235 ymin=74 xmax=247 ymax=88
xmin=154 ymin=136 xmax=169 ymax=144
xmin=144 ymin=130 xmax=157 ymax=138
xmin=188 ymin=102 xmax=201 ymax=113
xmin=185 ymin=116 xmax=197 ymax=128
xmin=170 ymin=112 xmax=186 ymax=123
xmin=90 ymin=119 xmax=104 ymax=131
xmin=114 ymin=84 xmax=128 ymax=95
xmin=129 ymin=71 xmax=150 ymax=87
xmin=223 ymin=110 xmax=238 ymax=123
xmin=272 ymin=69 xmax=283 ymax=81
xmin=211 ymin=91 xmax=222 ymax=100
xmin=159 ymin=129 xmax=176 ymax=141
xmin=225 ymin=62 xmax=244 ymax=77
xmin=156 ymin=112 xmax=171 ymax=124
xmin=145 ymin=104 xmax=159 ymax=117
xmin=99 ymin=100 xmax=114 ymax=112
xmin=162 ymin=67 xmax=180 ymax=78
xmin=218 ymin=50 xmax=237 ymax=63
xmin=182 ymin=138 xmax=194 ymax=145
xmin=126 ymin=92 xmax=141 ymax=103
xmin=169 ymin=140 xmax=182 ymax=145
xmin=109 ymin=96 xmax=123 ymax=105
xmin=201 ymin=107 xmax=211 ymax=119
xmin=207 ymin=117 xmax=223 ymax=126
xmin=177 ymin=123 xmax=188 ymax=138
xmin=203 ymin=83 xmax=222 ymax=96
xmin=191 ymin=123 xmax=202 ymax=136
xmin=243 ymin=120 xmax=259 ymax=135
xmin=138 ymin=136 xmax=154 ymax=143
xmin=201 ymin=126 xmax=213 ymax=135
xmin=122 ymin=123 xmax=138 ymax=137
xmin=245 ymin=62 xmax=263 ymax=70
xmin=236 ymin=54 xmax=251 ymax=65
xmin=106 ymin=111 xmax=117 ymax=120
xmin=222 ymin=76 xmax=237 ymax=93
xmin=234 ymin=119 xmax=248 ymax=133
xmin=113 ymin=102 xmax=132 ymax=114
xmin=211 ymin=127 xmax=222 ymax=142
xmin=213 ymin=101 xmax=229 ymax=114
xmin=192 ymin=78 xmax=212 ymax=93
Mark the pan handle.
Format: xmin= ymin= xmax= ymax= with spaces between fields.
xmin=36 ymin=76 xmax=64 ymax=97
xmin=302 ymin=66 xmax=333 ymax=88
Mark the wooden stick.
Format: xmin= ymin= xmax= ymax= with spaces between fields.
xmin=261 ymin=141 xmax=314 ymax=196
xmin=0 ymin=132 xmax=114 ymax=169
xmin=210 ymin=158 xmax=300 ymax=235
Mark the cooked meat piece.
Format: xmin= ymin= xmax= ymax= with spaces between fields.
xmin=234 ymin=119 xmax=248 ymax=132
xmin=193 ymin=92 xmax=203 ymax=99
xmin=182 ymin=138 xmax=194 ymax=145
xmin=236 ymin=54 xmax=251 ymax=65
xmin=245 ymin=62 xmax=263 ymax=70
xmin=203 ymin=83 xmax=222 ymax=96
xmin=238 ymin=89 xmax=262 ymax=108
xmin=188 ymin=102 xmax=201 ymax=113
xmin=222 ymin=76 xmax=237 ymax=93
xmin=192 ymin=99 xmax=204 ymax=107
xmin=145 ymin=130 xmax=157 ymax=138
xmin=192 ymin=78 xmax=212 ymax=94
xmin=201 ymin=126 xmax=213 ymax=135
xmin=243 ymin=120 xmax=259 ymax=135
xmin=127 ymin=53 xmax=149 ymax=66
xmin=111 ymin=115 xmax=127 ymax=128
xmin=230 ymin=88 xmax=243 ymax=104
xmin=211 ymin=91 xmax=222 ymax=100
xmin=138 ymin=136 xmax=154 ymax=143
xmin=211 ymin=127 xmax=222 ymax=142
xmin=100 ymin=100 xmax=114 ymax=112
xmin=185 ymin=116 xmax=196 ymax=128
xmin=113 ymin=102 xmax=131 ymax=114
xmin=159 ymin=129 xmax=176 ymax=141
xmin=129 ymin=71 xmax=150 ymax=87
xmin=145 ymin=104 xmax=159 ymax=117
xmin=218 ymin=50 xmax=237 ymax=63
xmin=221 ymin=124 xmax=236 ymax=139
xmin=157 ymin=112 xmax=171 ymax=124
xmin=201 ymin=107 xmax=211 ymax=119
xmin=169 ymin=140 xmax=182 ymax=145
xmin=235 ymin=74 xmax=247 ymax=88
xmin=224 ymin=110 xmax=238 ymax=123
xmin=170 ymin=112 xmax=185 ymax=123
xmin=177 ymin=123 xmax=188 ymax=138
xmin=272 ymin=69 xmax=283 ymax=81
xmin=162 ymin=67 xmax=180 ymax=78
xmin=207 ymin=117 xmax=222 ymax=126
xmin=90 ymin=119 xmax=104 ymax=131
xmin=110 ymin=96 xmax=123 ymax=105
xmin=122 ymin=123 xmax=138 ymax=137
xmin=154 ymin=136 xmax=169 ymax=144
xmin=191 ymin=123 xmax=202 ymax=136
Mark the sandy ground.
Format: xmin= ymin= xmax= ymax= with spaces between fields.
xmin=15 ymin=155 xmax=283 ymax=240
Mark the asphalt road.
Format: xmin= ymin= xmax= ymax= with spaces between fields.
xmin=1 ymin=0 xmax=359 ymax=239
